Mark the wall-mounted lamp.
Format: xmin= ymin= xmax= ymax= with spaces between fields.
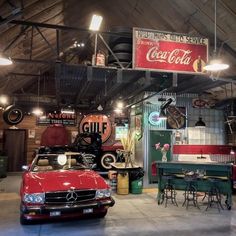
xmin=160 ymin=98 xmax=173 ymax=110
xmin=203 ymin=0 xmax=229 ymax=72
xmin=89 ymin=14 xmax=103 ymax=66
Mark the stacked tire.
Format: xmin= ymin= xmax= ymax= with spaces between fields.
xmin=108 ymin=26 xmax=132 ymax=68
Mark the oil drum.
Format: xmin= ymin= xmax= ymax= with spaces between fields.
xmin=117 ymin=171 xmax=129 ymax=195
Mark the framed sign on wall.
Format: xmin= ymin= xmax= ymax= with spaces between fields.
xmin=133 ymin=27 xmax=208 ymax=74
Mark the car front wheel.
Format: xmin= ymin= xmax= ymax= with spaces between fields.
xmin=100 ymin=153 xmax=116 ymax=170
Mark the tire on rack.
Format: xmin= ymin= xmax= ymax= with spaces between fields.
xmin=108 ymin=52 xmax=132 ymax=64
xmin=112 ymin=43 xmax=132 ymax=53
xmin=3 ymin=105 xmax=24 ymax=125
xmin=109 ymin=26 xmax=132 ymax=44
xmin=100 ymin=152 xmax=116 ymax=170
xmin=108 ymin=61 xmax=132 ymax=68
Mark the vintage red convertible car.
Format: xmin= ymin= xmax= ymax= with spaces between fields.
xmin=20 ymin=152 xmax=115 ymax=224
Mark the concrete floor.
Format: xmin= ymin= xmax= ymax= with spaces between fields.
xmin=0 ymin=175 xmax=236 ymax=236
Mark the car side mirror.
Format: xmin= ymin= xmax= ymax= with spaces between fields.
xmin=22 ymin=165 xmax=29 ymax=171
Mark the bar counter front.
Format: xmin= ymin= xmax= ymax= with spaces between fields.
xmin=156 ymin=161 xmax=233 ymax=209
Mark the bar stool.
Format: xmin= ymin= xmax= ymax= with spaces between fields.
xmin=160 ymin=175 xmax=178 ymax=208
xmin=205 ymin=177 xmax=224 ymax=212
xmin=182 ymin=175 xmax=200 ymax=210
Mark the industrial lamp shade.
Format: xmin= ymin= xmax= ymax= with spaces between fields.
xmin=203 ymin=0 xmax=229 ymax=72
xmin=203 ymin=58 xmax=229 ymax=72
xmin=195 ymin=117 xmax=206 ymax=128
xmin=0 ymin=54 xmax=12 ymax=65
xmin=159 ymin=109 xmax=167 ymax=120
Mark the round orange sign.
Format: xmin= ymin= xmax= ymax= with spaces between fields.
xmin=79 ymin=114 xmax=112 ymax=143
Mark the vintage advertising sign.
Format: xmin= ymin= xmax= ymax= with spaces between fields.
xmin=166 ymin=106 xmax=186 ymax=129
xmin=37 ymin=112 xmax=76 ymax=126
xmin=192 ymin=98 xmax=211 ymax=108
xmin=133 ymin=28 xmax=208 ymax=74
xmin=79 ymin=114 xmax=112 ymax=143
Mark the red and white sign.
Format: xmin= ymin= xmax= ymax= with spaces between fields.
xmin=79 ymin=114 xmax=112 ymax=143
xmin=192 ymin=98 xmax=211 ymax=108
xmin=133 ymin=28 xmax=208 ymax=74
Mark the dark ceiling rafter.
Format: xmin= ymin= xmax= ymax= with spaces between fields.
xmin=0 ymin=0 xmax=235 ymax=113
xmin=10 ymin=19 xmax=133 ymax=38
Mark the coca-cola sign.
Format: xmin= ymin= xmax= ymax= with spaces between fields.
xmin=133 ymin=28 xmax=208 ymax=73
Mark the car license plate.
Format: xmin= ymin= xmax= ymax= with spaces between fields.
xmin=50 ymin=211 xmax=61 ymax=217
xmin=83 ymin=208 xmax=93 ymax=214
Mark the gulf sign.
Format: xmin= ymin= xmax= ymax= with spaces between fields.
xmin=133 ymin=28 xmax=209 ymax=74
xmin=79 ymin=114 xmax=112 ymax=143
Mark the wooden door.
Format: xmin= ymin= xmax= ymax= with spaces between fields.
xmin=3 ymin=129 xmax=27 ymax=172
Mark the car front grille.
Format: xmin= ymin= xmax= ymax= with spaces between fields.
xmin=45 ymin=190 xmax=96 ymax=204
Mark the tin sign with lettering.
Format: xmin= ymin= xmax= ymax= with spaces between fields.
xmin=133 ymin=28 xmax=208 ymax=74
xmin=79 ymin=114 xmax=112 ymax=143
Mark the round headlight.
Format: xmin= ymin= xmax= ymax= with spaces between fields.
xmin=96 ymin=189 xmax=111 ymax=199
xmin=23 ymin=193 xmax=45 ymax=203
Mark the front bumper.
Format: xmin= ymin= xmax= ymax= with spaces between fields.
xmin=21 ymin=198 xmax=115 ymax=220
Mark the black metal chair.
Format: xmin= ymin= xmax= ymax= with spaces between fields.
xmin=205 ymin=177 xmax=224 ymax=212
xmin=160 ymin=175 xmax=178 ymax=208
xmin=182 ymin=175 xmax=200 ymax=210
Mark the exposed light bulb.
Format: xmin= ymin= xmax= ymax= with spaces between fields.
xmin=89 ymin=14 xmax=103 ymax=31
xmin=117 ymin=101 xmax=124 ymax=109
xmin=0 ymin=56 xmax=12 ymax=65
xmin=203 ymin=59 xmax=229 ymax=71
xmin=32 ymin=107 xmax=43 ymax=116
xmin=0 ymin=95 xmax=9 ymax=105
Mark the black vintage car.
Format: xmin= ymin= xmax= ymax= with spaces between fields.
xmin=37 ymin=132 xmax=123 ymax=171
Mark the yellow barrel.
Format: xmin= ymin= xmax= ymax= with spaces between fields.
xmin=117 ymin=172 xmax=129 ymax=195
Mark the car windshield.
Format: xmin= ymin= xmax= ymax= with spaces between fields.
xmin=31 ymin=153 xmax=91 ymax=172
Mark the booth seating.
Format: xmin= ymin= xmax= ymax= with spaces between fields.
xmin=156 ymin=161 xmax=233 ymax=210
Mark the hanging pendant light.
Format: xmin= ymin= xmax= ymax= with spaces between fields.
xmin=203 ymin=0 xmax=229 ymax=72
xmin=32 ymin=76 xmax=43 ymax=116
xmin=195 ymin=98 xmax=206 ymax=128
xmin=195 ymin=117 xmax=206 ymax=128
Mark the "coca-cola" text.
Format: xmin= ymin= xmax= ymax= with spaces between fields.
xmin=146 ymin=47 xmax=192 ymax=65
